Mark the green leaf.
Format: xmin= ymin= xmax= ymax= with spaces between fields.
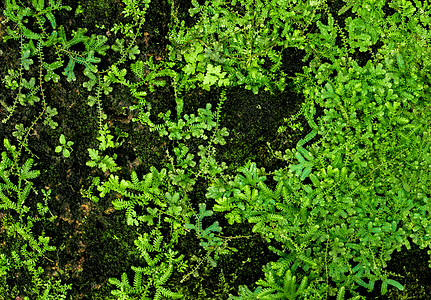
xmin=386 ymin=279 xmax=404 ymax=291
xmin=203 ymin=73 xmax=218 ymax=87
xmin=184 ymin=43 xmax=204 ymax=63
xmin=21 ymin=49 xmax=34 ymax=70
xmin=128 ymin=45 xmax=141 ymax=60
xmin=59 ymin=134 xmax=66 ymax=145
xmin=182 ymin=63 xmax=196 ymax=75
xmin=44 ymin=60 xmax=62 ymax=82
xmin=32 ymin=0 xmax=45 ymax=11
xmin=22 ymin=27 xmax=41 ymax=40
xmin=63 ymin=149 xmax=70 ymax=158
xmin=88 ymin=148 xmax=99 ymax=161
xmin=63 ymin=59 xmax=76 ymax=82
xmin=290 ymin=151 xmax=314 ymax=181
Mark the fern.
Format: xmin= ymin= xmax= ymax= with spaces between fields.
xmin=109 ymin=229 xmax=183 ymax=299
xmin=229 ymin=285 xmax=262 ymax=300
xmin=235 ymin=162 xmax=267 ymax=187
xmin=0 ymin=139 xmax=39 ymax=215
xmin=289 ymin=149 xmax=315 ymax=181
xmin=185 ymin=203 xmax=223 ymax=251
xmin=232 ymin=267 xmax=309 ymax=300
xmin=0 ymin=139 xmax=70 ymax=298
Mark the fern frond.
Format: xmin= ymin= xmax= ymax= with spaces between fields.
xmin=131 ymin=266 xmax=143 ymax=291
xmin=258 ymin=181 xmax=274 ymax=199
xmin=229 ymin=285 xmax=262 ymax=299
xmin=0 ymin=192 xmax=18 ymax=211
xmin=155 ymin=286 xmax=183 ymax=300
xmin=156 ymin=263 xmax=173 ymax=286
xmin=112 ymin=198 xmax=130 ymax=210
xmin=152 ymin=230 xmax=163 ymax=252
xmin=337 ymin=286 xmax=345 ymax=300
xmin=143 ymin=172 xmax=153 ymax=189
xmin=130 ymin=171 xmax=140 ymax=186
xmin=126 ymin=206 xmax=138 ymax=226
xmin=18 ymin=183 xmax=32 ymax=207
xmin=237 ymin=162 xmax=267 ymax=187
xmin=19 ymin=158 xmax=40 ymax=180
xmin=131 ymin=60 xmax=147 ymax=79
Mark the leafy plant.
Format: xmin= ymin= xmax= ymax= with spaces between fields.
xmin=109 ymin=228 xmax=184 ymax=300
xmin=86 ymin=148 xmax=120 ymax=173
xmin=86 ymin=124 xmax=128 ymax=173
xmin=185 ymin=203 xmax=223 ymax=251
xmin=166 ymin=0 xmax=326 ymax=94
xmin=0 ymin=139 xmax=71 ymax=298
xmin=254 ymin=268 xmax=308 ymax=300
xmin=211 ymin=4 xmax=431 ymax=295
xmin=54 ymin=134 xmax=74 ymax=158
xmin=2 ymin=0 xmax=431 ymax=298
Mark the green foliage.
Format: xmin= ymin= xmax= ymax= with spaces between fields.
xmin=167 ymin=0 xmax=326 ymax=93
xmin=0 ymin=139 xmax=71 ymax=298
xmin=0 ymin=139 xmax=39 ymax=215
xmin=86 ymin=124 xmax=128 ymax=173
xmin=179 ymin=41 xmax=230 ymax=91
xmin=207 ymin=161 xmax=272 ymax=225
xmin=57 ymin=25 xmax=109 ymax=82
xmin=185 ymin=203 xmax=223 ymax=251
xmin=54 ymin=134 xmax=74 ymax=158
xmin=110 ymin=0 xmax=151 ymax=38
xmin=109 ymin=228 xmax=184 ymax=300
xmin=255 ymin=268 xmax=308 ymax=299
xmin=1 ymin=0 xmax=148 ymax=146
xmin=2 ymin=0 xmax=431 ymax=298
xmin=42 ymin=106 xmax=59 ymax=129
xmin=97 ymin=124 xmax=128 ymax=151
xmin=86 ymin=148 xmax=120 ymax=173
xmin=96 ymin=164 xmax=199 ymax=252
xmin=211 ymin=2 xmax=431 ymax=296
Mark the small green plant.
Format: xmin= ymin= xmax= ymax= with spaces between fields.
xmin=166 ymin=0 xmax=325 ymax=94
xmin=86 ymin=124 xmax=128 ymax=173
xmin=2 ymin=0 xmax=431 ymax=298
xmin=108 ymin=229 xmax=184 ymax=300
xmin=0 ymin=138 xmax=71 ymax=298
xmin=55 ymin=134 xmax=74 ymax=158
xmin=86 ymin=149 xmax=120 ymax=173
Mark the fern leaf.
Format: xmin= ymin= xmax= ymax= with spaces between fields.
xmin=297 ymin=129 xmax=317 ymax=149
xmin=297 ymin=276 xmax=308 ymax=294
xmin=131 ymin=266 xmax=143 ymax=291
xmin=134 ymin=234 xmax=152 ymax=254
xmin=156 ymin=263 xmax=173 ymax=286
xmin=0 ymin=192 xmax=17 ymax=211
xmin=19 ymin=159 xmax=40 ymax=180
xmin=131 ymin=60 xmax=147 ymax=79
xmin=290 ymin=151 xmax=314 ymax=181
xmin=126 ymin=206 xmax=139 ymax=226
xmin=162 ymin=286 xmax=183 ymax=299
xmin=112 ymin=198 xmax=130 ymax=210
xmin=258 ymin=181 xmax=274 ymax=199
xmin=131 ymin=171 xmax=139 ymax=186
xmin=386 ymin=278 xmax=404 ymax=292
xmin=153 ymin=230 xmax=163 ymax=252
xmin=18 ymin=183 xmax=32 ymax=206
xmin=229 ymin=285 xmax=262 ymax=299
xmin=237 ymin=162 xmax=267 ymax=187
xmin=143 ymin=172 xmax=153 ymax=189
xmin=355 ymin=278 xmax=370 ymax=289
xmin=337 ymin=286 xmax=345 ymax=300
